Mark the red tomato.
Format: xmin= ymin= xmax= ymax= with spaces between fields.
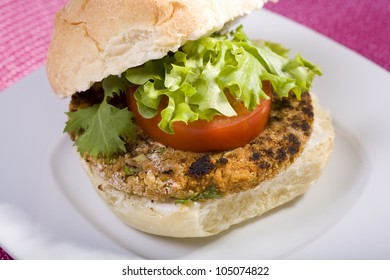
xmin=127 ymin=82 xmax=271 ymax=152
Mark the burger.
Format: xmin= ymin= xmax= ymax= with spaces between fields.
xmin=46 ymin=0 xmax=334 ymax=237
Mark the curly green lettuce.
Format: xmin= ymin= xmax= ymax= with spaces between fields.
xmin=126 ymin=26 xmax=321 ymax=133
xmin=64 ymin=26 xmax=321 ymax=159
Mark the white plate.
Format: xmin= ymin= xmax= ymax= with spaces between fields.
xmin=1 ymin=10 xmax=389 ymax=259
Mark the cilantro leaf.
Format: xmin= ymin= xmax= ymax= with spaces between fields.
xmin=102 ymin=75 xmax=128 ymax=99
xmin=64 ymin=105 xmax=99 ymax=134
xmin=74 ymin=103 xmax=134 ymax=158
xmin=64 ymin=78 xmax=135 ymax=159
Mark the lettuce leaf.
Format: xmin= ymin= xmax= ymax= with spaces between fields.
xmin=126 ymin=26 xmax=321 ymax=133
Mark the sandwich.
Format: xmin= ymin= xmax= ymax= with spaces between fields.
xmin=46 ymin=0 xmax=334 ymax=237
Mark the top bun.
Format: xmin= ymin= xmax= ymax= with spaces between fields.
xmin=46 ymin=0 xmax=270 ymax=98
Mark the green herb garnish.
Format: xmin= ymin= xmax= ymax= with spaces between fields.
xmin=176 ymin=186 xmax=221 ymax=204
xmin=64 ymin=76 xmax=135 ymax=159
xmin=124 ymin=165 xmax=143 ymax=176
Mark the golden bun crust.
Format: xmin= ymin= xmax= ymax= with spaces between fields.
xmin=79 ymin=94 xmax=334 ymax=237
xmin=46 ymin=0 xmax=270 ymax=98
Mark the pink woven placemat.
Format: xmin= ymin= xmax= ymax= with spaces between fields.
xmin=0 ymin=0 xmax=67 ymax=92
xmin=265 ymin=0 xmax=390 ymax=72
xmin=0 ymin=0 xmax=389 ymax=260
xmin=0 ymin=248 xmax=11 ymax=260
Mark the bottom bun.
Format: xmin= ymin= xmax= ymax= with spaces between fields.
xmin=79 ymin=95 xmax=334 ymax=238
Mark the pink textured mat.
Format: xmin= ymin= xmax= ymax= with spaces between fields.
xmin=265 ymin=0 xmax=390 ymax=72
xmin=0 ymin=0 xmax=389 ymax=260
xmin=0 ymin=0 xmax=67 ymax=92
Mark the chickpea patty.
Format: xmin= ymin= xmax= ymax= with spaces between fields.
xmin=76 ymin=91 xmax=314 ymax=202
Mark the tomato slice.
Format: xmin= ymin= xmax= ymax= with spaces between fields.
xmin=127 ymin=82 xmax=271 ymax=152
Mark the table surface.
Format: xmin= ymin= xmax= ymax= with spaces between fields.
xmin=0 ymin=0 xmax=389 ymax=260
